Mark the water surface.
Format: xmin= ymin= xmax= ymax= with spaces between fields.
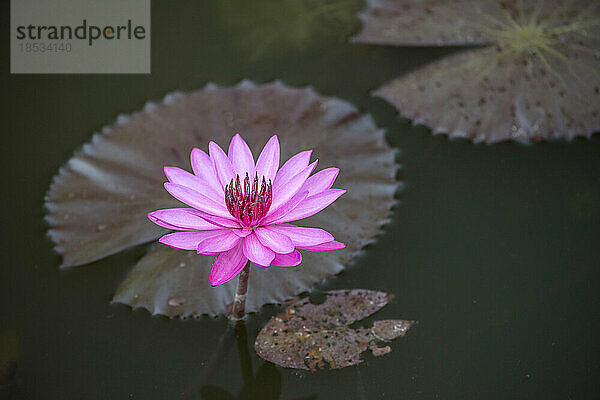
xmin=1 ymin=1 xmax=599 ymax=399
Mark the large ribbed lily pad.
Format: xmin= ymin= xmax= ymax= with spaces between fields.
xmin=353 ymin=0 xmax=600 ymax=143
xmin=45 ymin=81 xmax=398 ymax=317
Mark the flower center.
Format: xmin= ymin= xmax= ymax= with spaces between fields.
xmin=225 ymin=172 xmax=272 ymax=227
xmin=508 ymin=24 xmax=549 ymax=56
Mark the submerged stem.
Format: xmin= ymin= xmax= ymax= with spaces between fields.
xmin=235 ymin=322 xmax=253 ymax=385
xmin=230 ymin=262 xmax=250 ymax=320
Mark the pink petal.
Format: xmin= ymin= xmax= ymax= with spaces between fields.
xmin=228 ymin=134 xmax=255 ymax=176
xmin=164 ymin=183 xmax=232 ymax=218
xmin=196 ymin=213 xmax=241 ymax=229
xmin=232 ymin=229 xmax=253 ymax=238
xmin=270 ymin=160 xmax=318 ymax=212
xmin=190 ymin=148 xmax=223 ymax=195
xmin=275 ymin=189 xmax=346 ymax=224
xmin=297 ymin=240 xmax=346 ymax=251
xmin=148 ymin=208 xmax=223 ymax=231
xmin=267 ymin=224 xmax=334 ymax=246
xmin=273 ymin=150 xmax=312 ymax=189
xmin=164 ymin=166 xmax=223 ymax=203
xmin=300 ymin=167 xmax=339 ymax=196
xmin=255 ymin=135 xmax=280 ymax=182
xmin=261 ymin=190 xmax=309 ymax=225
xmin=159 ymin=230 xmax=229 ymax=250
xmin=254 ymin=226 xmax=295 ymax=254
xmin=197 ymin=230 xmax=242 ymax=255
xmin=148 ymin=216 xmax=185 ymax=231
xmin=210 ymin=242 xmax=248 ymax=286
xmin=271 ymin=250 xmax=302 ymax=267
xmin=209 ymin=141 xmax=236 ymax=189
xmin=242 ymin=233 xmax=275 ymax=267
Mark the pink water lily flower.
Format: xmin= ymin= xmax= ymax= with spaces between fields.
xmin=148 ymin=134 xmax=345 ymax=287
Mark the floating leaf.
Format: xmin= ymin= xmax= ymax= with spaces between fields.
xmin=353 ymin=0 xmax=600 ymax=143
xmin=254 ymin=289 xmax=414 ymax=370
xmin=353 ymin=0 xmax=497 ymax=46
xmin=45 ymin=81 xmax=398 ymax=317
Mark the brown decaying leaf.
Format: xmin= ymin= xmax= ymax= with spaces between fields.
xmin=254 ymin=289 xmax=414 ymax=370
xmin=45 ymin=81 xmax=399 ymax=317
xmin=353 ymin=0 xmax=600 ymax=143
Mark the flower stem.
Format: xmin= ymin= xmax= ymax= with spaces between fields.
xmin=230 ymin=262 xmax=250 ymax=320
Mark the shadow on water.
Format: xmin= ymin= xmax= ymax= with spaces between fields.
xmin=0 ymin=361 xmax=18 ymax=400
xmin=199 ymin=322 xmax=317 ymax=400
xmin=0 ymin=330 xmax=20 ymax=400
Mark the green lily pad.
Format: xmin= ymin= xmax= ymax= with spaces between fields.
xmin=353 ymin=0 xmax=600 ymax=143
xmin=45 ymin=81 xmax=399 ymax=317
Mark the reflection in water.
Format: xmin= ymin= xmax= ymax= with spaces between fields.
xmin=217 ymin=0 xmax=359 ymax=59
xmin=0 ymin=360 xmax=17 ymax=400
xmin=354 ymin=366 xmax=367 ymax=400
xmin=200 ymin=322 xmax=316 ymax=400
xmin=0 ymin=330 xmax=20 ymax=400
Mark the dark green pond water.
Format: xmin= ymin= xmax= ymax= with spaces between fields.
xmin=2 ymin=1 xmax=600 ymax=399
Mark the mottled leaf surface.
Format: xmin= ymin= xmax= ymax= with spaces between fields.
xmin=254 ymin=289 xmax=414 ymax=370
xmin=353 ymin=0 xmax=570 ymax=46
xmin=353 ymin=0 xmax=600 ymax=143
xmin=353 ymin=0 xmax=499 ymax=46
xmin=45 ymin=81 xmax=398 ymax=316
